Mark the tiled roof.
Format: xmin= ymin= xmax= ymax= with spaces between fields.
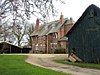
xmin=39 ymin=25 xmax=48 ymax=36
xmin=30 ymin=31 xmax=38 ymax=36
xmin=31 ymin=18 xmax=72 ymax=36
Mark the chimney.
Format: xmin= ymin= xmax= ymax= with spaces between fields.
xmin=70 ymin=17 xmax=74 ymax=24
xmin=35 ymin=18 xmax=40 ymax=32
xmin=60 ymin=12 xmax=64 ymax=24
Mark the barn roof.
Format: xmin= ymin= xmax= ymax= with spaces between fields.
xmin=66 ymin=4 xmax=100 ymax=36
xmin=0 ymin=41 xmax=21 ymax=48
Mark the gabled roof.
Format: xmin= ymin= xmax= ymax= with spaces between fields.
xmin=31 ymin=17 xmax=73 ymax=37
xmin=0 ymin=41 xmax=21 ymax=48
xmin=31 ymin=19 xmax=67 ymax=36
xmin=30 ymin=25 xmax=45 ymax=36
xmin=67 ymin=4 xmax=100 ymax=36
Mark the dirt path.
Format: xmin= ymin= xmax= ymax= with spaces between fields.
xmin=25 ymin=54 xmax=100 ymax=75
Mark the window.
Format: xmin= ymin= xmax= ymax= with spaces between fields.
xmin=36 ymin=44 xmax=38 ymax=50
xmin=40 ymin=43 xmax=42 ymax=50
xmin=55 ymin=33 xmax=58 ymax=38
xmin=52 ymin=34 xmax=55 ymax=38
xmin=54 ymin=43 xmax=57 ymax=49
xmin=89 ymin=9 xmax=94 ymax=17
xmin=50 ymin=43 xmax=53 ymax=49
xmin=89 ymin=9 xmax=97 ymax=18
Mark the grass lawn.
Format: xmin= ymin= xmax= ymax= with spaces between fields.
xmin=0 ymin=55 xmax=71 ymax=75
xmin=54 ymin=59 xmax=100 ymax=69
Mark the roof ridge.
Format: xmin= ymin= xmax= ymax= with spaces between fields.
xmin=67 ymin=4 xmax=100 ymax=36
xmin=31 ymin=18 xmax=69 ymax=36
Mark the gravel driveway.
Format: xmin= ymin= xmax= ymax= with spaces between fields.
xmin=25 ymin=54 xmax=100 ymax=75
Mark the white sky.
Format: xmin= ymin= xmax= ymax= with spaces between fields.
xmin=57 ymin=0 xmax=100 ymax=22
xmin=29 ymin=0 xmax=100 ymax=23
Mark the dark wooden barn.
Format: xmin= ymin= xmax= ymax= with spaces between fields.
xmin=0 ymin=42 xmax=22 ymax=53
xmin=67 ymin=4 xmax=100 ymax=63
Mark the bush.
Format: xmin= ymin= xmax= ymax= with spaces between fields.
xmin=54 ymin=47 xmax=67 ymax=54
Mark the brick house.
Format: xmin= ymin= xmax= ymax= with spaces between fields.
xmin=31 ymin=13 xmax=74 ymax=53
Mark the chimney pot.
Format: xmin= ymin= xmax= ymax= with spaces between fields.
xmin=60 ymin=12 xmax=64 ymax=24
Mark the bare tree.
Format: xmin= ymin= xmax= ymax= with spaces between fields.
xmin=12 ymin=21 xmax=27 ymax=46
xmin=0 ymin=20 xmax=12 ymax=42
xmin=0 ymin=0 xmax=65 ymax=46
xmin=0 ymin=0 xmax=65 ymax=21
xmin=26 ymin=23 xmax=34 ymax=47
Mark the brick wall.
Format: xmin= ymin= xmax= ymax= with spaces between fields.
xmin=64 ymin=23 xmax=74 ymax=34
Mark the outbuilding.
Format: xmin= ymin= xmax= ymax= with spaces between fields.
xmin=0 ymin=41 xmax=22 ymax=53
xmin=67 ymin=4 xmax=100 ymax=63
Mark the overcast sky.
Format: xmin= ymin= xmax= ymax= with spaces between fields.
xmin=29 ymin=0 xmax=100 ymax=23
xmin=57 ymin=0 xmax=100 ymax=22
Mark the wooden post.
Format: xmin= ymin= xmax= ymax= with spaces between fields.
xmin=10 ymin=45 xmax=11 ymax=53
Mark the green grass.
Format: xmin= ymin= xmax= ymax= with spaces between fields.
xmin=0 ymin=55 xmax=71 ymax=75
xmin=54 ymin=59 xmax=100 ymax=69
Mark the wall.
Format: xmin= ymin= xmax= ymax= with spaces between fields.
xmin=68 ymin=8 xmax=100 ymax=63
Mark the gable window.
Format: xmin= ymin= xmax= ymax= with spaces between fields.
xmin=89 ymin=9 xmax=94 ymax=17
xmin=89 ymin=9 xmax=97 ymax=18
